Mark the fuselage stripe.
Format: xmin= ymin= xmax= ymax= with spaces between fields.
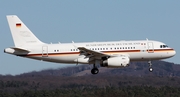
xmin=20 ymin=49 xmax=174 ymax=57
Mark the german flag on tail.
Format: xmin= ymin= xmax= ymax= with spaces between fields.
xmin=16 ymin=23 xmax=21 ymax=28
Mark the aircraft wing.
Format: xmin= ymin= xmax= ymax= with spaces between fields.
xmin=78 ymin=47 xmax=110 ymax=59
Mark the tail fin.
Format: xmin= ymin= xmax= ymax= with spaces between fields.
xmin=7 ymin=15 xmax=44 ymax=47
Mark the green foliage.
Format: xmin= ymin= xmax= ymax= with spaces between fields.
xmin=1 ymin=86 xmax=180 ymax=97
xmin=0 ymin=61 xmax=180 ymax=96
xmin=0 ymin=80 xmax=28 ymax=88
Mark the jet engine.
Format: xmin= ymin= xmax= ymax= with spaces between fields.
xmin=100 ymin=56 xmax=130 ymax=67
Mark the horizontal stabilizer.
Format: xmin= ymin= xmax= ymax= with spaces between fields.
xmin=4 ymin=47 xmax=30 ymax=55
xmin=10 ymin=47 xmax=30 ymax=52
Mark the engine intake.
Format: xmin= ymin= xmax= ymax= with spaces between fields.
xmin=100 ymin=56 xmax=130 ymax=67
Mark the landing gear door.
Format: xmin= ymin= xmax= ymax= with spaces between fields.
xmin=147 ymin=42 xmax=154 ymax=53
xmin=42 ymin=46 xmax=48 ymax=57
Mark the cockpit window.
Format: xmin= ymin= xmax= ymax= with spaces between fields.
xmin=160 ymin=45 xmax=163 ymax=48
xmin=160 ymin=45 xmax=168 ymax=48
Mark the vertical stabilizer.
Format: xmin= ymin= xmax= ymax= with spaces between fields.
xmin=7 ymin=15 xmax=44 ymax=47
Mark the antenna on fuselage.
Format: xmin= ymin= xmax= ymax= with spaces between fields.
xmin=72 ymin=41 xmax=78 ymax=49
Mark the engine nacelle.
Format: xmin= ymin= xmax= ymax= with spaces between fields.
xmin=100 ymin=56 xmax=130 ymax=67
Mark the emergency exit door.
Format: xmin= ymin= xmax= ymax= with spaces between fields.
xmin=147 ymin=42 xmax=154 ymax=53
xmin=42 ymin=46 xmax=48 ymax=57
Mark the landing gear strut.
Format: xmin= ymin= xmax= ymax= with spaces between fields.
xmin=91 ymin=63 xmax=99 ymax=74
xmin=148 ymin=61 xmax=153 ymax=72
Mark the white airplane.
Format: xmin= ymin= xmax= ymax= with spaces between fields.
xmin=4 ymin=15 xmax=176 ymax=74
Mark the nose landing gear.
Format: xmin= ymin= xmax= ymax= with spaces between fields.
xmin=148 ymin=61 xmax=153 ymax=72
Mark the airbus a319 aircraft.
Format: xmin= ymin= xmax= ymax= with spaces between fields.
xmin=4 ymin=15 xmax=176 ymax=74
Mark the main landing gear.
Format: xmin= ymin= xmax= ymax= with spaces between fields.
xmin=91 ymin=64 xmax=99 ymax=74
xmin=148 ymin=61 xmax=153 ymax=72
